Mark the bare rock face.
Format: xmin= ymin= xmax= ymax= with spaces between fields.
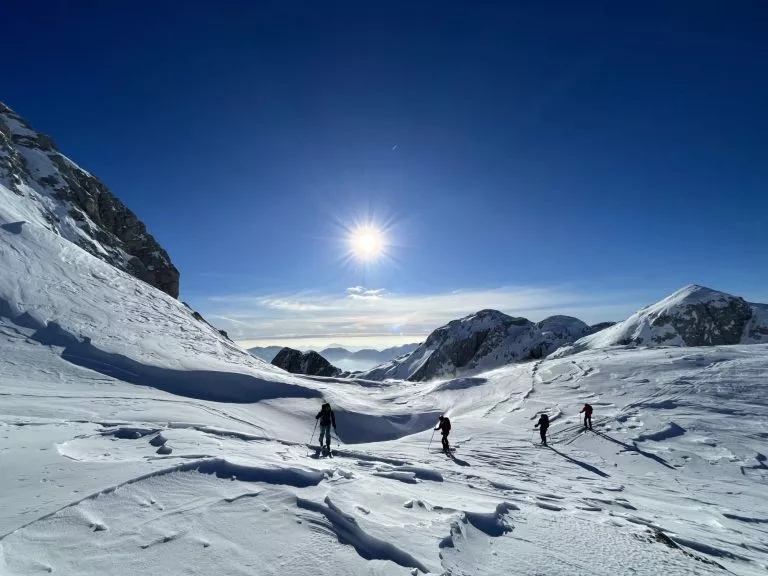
xmin=0 ymin=102 xmax=179 ymax=297
xmin=271 ymin=347 xmax=340 ymax=377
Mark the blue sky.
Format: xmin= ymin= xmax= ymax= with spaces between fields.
xmin=4 ymin=1 xmax=767 ymax=347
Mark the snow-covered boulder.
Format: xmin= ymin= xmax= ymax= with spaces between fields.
xmin=272 ymin=347 xmax=341 ymax=377
xmin=0 ymin=102 xmax=179 ymax=297
xmin=553 ymin=284 xmax=768 ymax=357
xmin=358 ymin=309 xmax=591 ymax=381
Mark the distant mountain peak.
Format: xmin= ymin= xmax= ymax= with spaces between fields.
xmin=359 ymin=309 xmax=592 ymax=382
xmin=553 ymin=285 xmax=768 ymax=356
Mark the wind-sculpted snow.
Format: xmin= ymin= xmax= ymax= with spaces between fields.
xmin=3 ymin=343 xmax=768 ymax=574
xmin=296 ymin=496 xmax=430 ymax=573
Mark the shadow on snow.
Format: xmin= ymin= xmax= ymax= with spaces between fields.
xmin=593 ymin=430 xmax=676 ymax=470
xmin=547 ymin=446 xmax=610 ymax=478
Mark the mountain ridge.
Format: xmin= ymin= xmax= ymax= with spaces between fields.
xmin=357 ymin=310 xmax=596 ymax=382
xmin=553 ymin=284 xmax=768 ymax=357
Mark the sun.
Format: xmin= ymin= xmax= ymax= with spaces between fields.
xmin=350 ymin=225 xmax=385 ymax=261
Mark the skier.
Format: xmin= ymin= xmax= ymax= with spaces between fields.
xmin=315 ymin=402 xmax=336 ymax=454
xmin=580 ymin=403 xmax=593 ymax=430
xmin=534 ymin=413 xmax=549 ymax=446
xmin=434 ymin=415 xmax=451 ymax=453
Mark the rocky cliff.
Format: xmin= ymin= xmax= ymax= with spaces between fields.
xmin=0 ymin=102 xmax=179 ymax=297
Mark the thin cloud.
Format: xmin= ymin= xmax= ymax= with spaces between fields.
xmin=346 ymin=286 xmax=388 ymax=300
xmin=257 ymin=298 xmax=335 ymax=312
xmin=199 ymin=285 xmax=646 ymax=342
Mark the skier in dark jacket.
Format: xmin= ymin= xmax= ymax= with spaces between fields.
xmin=580 ymin=403 xmax=593 ymax=430
xmin=435 ymin=415 xmax=451 ymax=453
xmin=534 ymin=413 xmax=549 ymax=446
xmin=315 ymin=403 xmax=336 ymax=451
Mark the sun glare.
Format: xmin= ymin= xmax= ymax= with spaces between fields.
xmin=350 ymin=226 xmax=385 ymax=261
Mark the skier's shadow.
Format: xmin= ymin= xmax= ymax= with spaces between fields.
xmin=547 ymin=446 xmax=610 ymax=478
xmin=592 ymin=430 xmax=675 ymax=470
xmin=448 ymin=453 xmax=470 ymax=467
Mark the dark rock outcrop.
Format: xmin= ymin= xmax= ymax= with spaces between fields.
xmin=271 ymin=347 xmax=341 ymax=377
xmin=0 ymin=102 xmax=180 ymax=297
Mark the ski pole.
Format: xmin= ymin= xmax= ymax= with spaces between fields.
xmin=427 ymin=428 xmax=436 ymax=452
xmin=307 ymin=420 xmax=318 ymax=456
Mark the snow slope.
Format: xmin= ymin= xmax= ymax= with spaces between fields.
xmin=2 ymin=190 xmax=768 ymax=574
xmin=358 ymin=310 xmax=592 ymax=381
xmin=554 ymin=284 xmax=768 ymax=358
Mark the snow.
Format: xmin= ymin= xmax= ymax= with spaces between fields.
xmin=743 ymin=303 xmax=768 ymax=343
xmin=2 ymin=195 xmax=768 ymax=574
xmin=358 ymin=311 xmax=591 ymax=382
xmin=554 ymin=284 xmax=768 ymax=355
xmin=2 ymin=114 xmax=38 ymax=138
xmin=1 ymin=105 xmax=143 ymax=281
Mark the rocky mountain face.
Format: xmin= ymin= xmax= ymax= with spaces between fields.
xmin=552 ymin=284 xmax=768 ymax=357
xmin=358 ymin=309 xmax=593 ymax=382
xmin=0 ymin=102 xmax=179 ymax=297
xmin=271 ymin=347 xmax=340 ymax=377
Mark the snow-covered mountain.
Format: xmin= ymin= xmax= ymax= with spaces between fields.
xmin=553 ymin=284 xmax=768 ymax=357
xmin=358 ymin=309 xmax=594 ymax=381
xmin=271 ymin=347 xmax=341 ymax=377
xmin=0 ymin=102 xmax=179 ymax=297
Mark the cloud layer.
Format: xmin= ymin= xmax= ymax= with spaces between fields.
xmin=202 ymin=285 xmax=644 ymax=342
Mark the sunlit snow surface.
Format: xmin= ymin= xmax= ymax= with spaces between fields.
xmin=2 ymin=197 xmax=768 ymax=575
